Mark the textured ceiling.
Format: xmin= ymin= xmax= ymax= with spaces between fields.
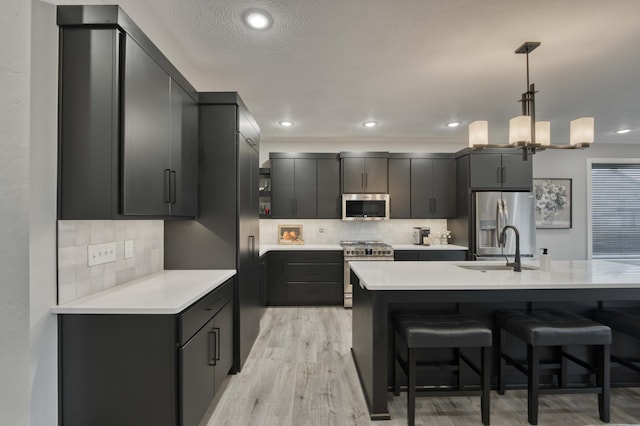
xmin=106 ymin=0 xmax=640 ymax=147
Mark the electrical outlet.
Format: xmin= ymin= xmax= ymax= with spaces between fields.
xmin=87 ymin=242 xmax=116 ymax=267
xmin=124 ymin=240 xmax=134 ymax=259
xmin=319 ymin=227 xmax=324 ymax=233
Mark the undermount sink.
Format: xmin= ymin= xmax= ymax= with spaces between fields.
xmin=456 ymin=263 xmax=538 ymax=271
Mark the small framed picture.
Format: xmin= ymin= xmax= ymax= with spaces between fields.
xmin=278 ymin=224 xmax=304 ymax=244
xmin=533 ymin=178 xmax=572 ymax=229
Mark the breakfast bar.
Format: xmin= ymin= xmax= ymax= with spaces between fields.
xmin=349 ymin=260 xmax=640 ymax=420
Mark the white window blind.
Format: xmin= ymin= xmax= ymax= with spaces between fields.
xmin=591 ymin=163 xmax=640 ymax=258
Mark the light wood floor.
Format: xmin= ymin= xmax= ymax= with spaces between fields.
xmin=203 ymin=307 xmax=640 ymax=426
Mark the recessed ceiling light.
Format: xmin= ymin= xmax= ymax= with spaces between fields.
xmin=446 ymin=121 xmax=462 ymax=128
xmin=363 ymin=121 xmax=377 ymax=128
xmin=279 ymin=120 xmax=293 ymax=127
xmin=615 ymin=128 xmax=631 ymax=134
xmin=242 ymin=9 xmax=273 ymax=30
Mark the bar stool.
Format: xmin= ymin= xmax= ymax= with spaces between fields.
xmin=392 ymin=311 xmax=492 ymax=426
xmin=594 ymin=308 xmax=640 ymax=373
xmin=496 ymin=309 xmax=611 ymax=425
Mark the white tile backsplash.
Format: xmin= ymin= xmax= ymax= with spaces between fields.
xmin=259 ymin=219 xmax=450 ymax=245
xmin=57 ymin=220 xmax=164 ymax=304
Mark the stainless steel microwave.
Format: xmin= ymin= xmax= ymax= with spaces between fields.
xmin=342 ymin=193 xmax=390 ymax=221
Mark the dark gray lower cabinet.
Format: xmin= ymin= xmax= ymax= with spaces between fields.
xmin=180 ymin=301 xmax=233 ymax=426
xmin=59 ymin=278 xmax=234 ymax=426
xmin=266 ymin=251 xmax=343 ymax=305
xmin=394 ymin=250 xmax=467 ymax=261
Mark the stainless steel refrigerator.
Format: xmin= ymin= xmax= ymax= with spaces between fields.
xmin=473 ymin=191 xmax=536 ymax=259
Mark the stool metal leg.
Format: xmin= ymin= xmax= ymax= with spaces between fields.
xmin=598 ymin=344 xmax=611 ymax=422
xmin=393 ymin=330 xmax=400 ymax=397
xmin=528 ymin=345 xmax=540 ymax=425
xmin=498 ymin=326 xmax=506 ymax=395
xmin=481 ymin=346 xmax=491 ymax=426
xmin=560 ymin=345 xmax=568 ymax=388
xmin=408 ymin=348 xmax=416 ymax=426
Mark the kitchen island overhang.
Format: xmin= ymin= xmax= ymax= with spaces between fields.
xmin=349 ymin=260 xmax=640 ymax=421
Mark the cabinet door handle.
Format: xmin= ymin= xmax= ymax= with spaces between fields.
xmin=501 ymin=167 xmax=506 ymax=183
xmin=249 ymin=235 xmax=256 ymax=258
xmin=214 ymin=327 xmax=221 ymax=361
xmin=208 ymin=330 xmax=217 ymax=366
xmin=170 ymin=170 xmax=177 ymax=204
xmin=164 ymin=169 xmax=171 ymax=203
xmin=496 ymin=167 xmax=501 ymax=184
xmin=365 ymin=173 xmax=368 ymax=189
xmin=361 ymin=173 xmax=364 ymax=190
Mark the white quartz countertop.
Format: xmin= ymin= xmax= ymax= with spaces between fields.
xmin=349 ymin=260 xmax=640 ymax=291
xmin=51 ymin=269 xmax=236 ymax=314
xmin=259 ymin=244 xmax=342 ymax=256
xmin=392 ymin=244 xmax=468 ymax=251
xmin=259 ymin=243 xmax=467 ymax=256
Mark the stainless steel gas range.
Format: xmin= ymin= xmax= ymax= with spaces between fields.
xmin=340 ymin=241 xmax=394 ymax=308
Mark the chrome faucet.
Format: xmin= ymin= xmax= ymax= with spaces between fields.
xmin=499 ymin=225 xmax=521 ymax=272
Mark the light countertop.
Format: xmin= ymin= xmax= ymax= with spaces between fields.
xmin=349 ymin=260 xmax=640 ymax=291
xmin=259 ymin=243 xmax=468 ymax=256
xmin=51 ymin=269 xmax=236 ymax=315
xmin=392 ymin=244 xmax=468 ymax=251
xmin=259 ymin=244 xmax=342 ymax=256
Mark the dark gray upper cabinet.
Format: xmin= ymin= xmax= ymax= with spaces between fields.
xmin=270 ymin=153 xmax=340 ymax=219
xmin=411 ymin=157 xmax=456 ymax=218
xmin=271 ymin=157 xmax=317 ymax=218
xmin=388 ymin=158 xmax=411 ymax=218
xmin=388 ymin=154 xmax=455 ymax=219
xmin=122 ymin=36 xmax=171 ymax=215
xmin=316 ymin=157 xmax=341 ymax=218
xmin=341 ymin=153 xmax=389 ymax=193
xmin=468 ymin=152 xmax=532 ymax=190
xmin=57 ymin=6 xmax=198 ymax=219
xmin=169 ymin=81 xmax=198 ymax=217
xmin=123 ymin=37 xmax=197 ymax=217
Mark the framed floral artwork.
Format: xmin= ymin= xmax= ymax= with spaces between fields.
xmin=533 ymin=178 xmax=572 ymax=229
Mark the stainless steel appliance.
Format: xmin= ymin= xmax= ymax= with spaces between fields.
xmin=474 ymin=191 xmax=535 ymax=259
xmin=342 ymin=193 xmax=390 ymax=221
xmin=341 ymin=241 xmax=394 ymax=307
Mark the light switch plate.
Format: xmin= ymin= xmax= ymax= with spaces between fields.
xmin=124 ymin=240 xmax=134 ymax=259
xmin=87 ymin=242 xmax=116 ymax=267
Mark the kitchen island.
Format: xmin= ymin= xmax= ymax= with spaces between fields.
xmin=349 ymin=260 xmax=640 ymax=420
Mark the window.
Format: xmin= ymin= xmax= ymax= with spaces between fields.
xmin=590 ymin=161 xmax=640 ymax=258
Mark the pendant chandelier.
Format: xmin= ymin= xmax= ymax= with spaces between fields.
xmin=468 ymin=41 xmax=594 ymax=160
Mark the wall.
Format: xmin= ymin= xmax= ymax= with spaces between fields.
xmin=0 ymin=0 xmax=31 ymax=424
xmin=57 ymin=221 xmax=164 ymax=304
xmin=28 ymin=2 xmax=58 ymax=424
xmin=533 ymin=143 xmax=640 ymax=260
xmin=260 ymin=218 xmax=448 ymax=245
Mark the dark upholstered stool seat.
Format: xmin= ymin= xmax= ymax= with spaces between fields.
xmin=594 ymin=309 xmax=640 ymax=339
xmin=496 ymin=309 xmax=611 ymax=425
xmin=395 ymin=312 xmax=493 ymax=349
xmin=497 ymin=309 xmax=612 ymax=346
xmin=393 ymin=311 xmax=492 ymax=426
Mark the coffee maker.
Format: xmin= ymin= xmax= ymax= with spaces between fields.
xmin=412 ymin=227 xmax=431 ymax=245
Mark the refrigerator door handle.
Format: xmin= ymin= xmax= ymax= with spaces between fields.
xmin=502 ymin=198 xmax=509 ymax=224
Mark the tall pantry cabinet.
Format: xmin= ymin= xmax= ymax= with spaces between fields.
xmin=165 ymin=92 xmax=263 ymax=371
